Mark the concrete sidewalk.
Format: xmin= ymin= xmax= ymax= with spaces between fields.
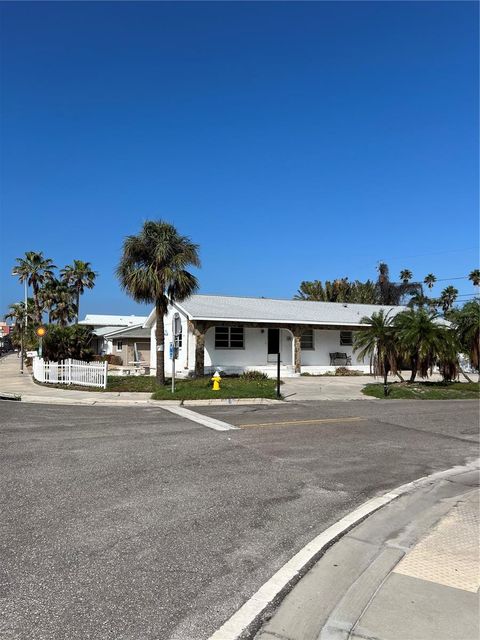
xmin=0 ymin=354 xmax=280 ymax=407
xmin=256 ymin=466 xmax=479 ymax=640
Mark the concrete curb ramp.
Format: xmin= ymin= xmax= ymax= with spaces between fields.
xmin=0 ymin=392 xmax=21 ymax=401
xmin=207 ymin=459 xmax=480 ymax=640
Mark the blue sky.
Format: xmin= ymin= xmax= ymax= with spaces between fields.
xmin=1 ymin=1 xmax=478 ymax=318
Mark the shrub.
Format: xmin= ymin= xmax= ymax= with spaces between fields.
xmin=43 ymin=325 xmax=94 ymax=362
xmin=334 ymin=367 xmax=365 ymax=376
xmin=240 ymin=370 xmax=269 ymax=381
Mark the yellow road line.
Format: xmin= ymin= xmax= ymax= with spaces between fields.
xmin=239 ymin=416 xmax=366 ymax=428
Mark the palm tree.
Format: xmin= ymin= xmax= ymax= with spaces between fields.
xmin=40 ymin=279 xmax=77 ymax=326
xmin=451 ymin=299 xmax=480 ymax=371
xmin=5 ymin=299 xmax=35 ymax=326
xmin=294 ymin=280 xmax=325 ymax=301
xmin=394 ymin=308 xmax=446 ymax=382
xmin=424 ymin=273 xmax=436 ymax=290
xmin=468 ymin=269 xmax=480 ymax=287
xmin=376 ymin=263 xmax=421 ymax=305
xmin=60 ymin=260 xmax=96 ymax=323
xmin=407 ymin=291 xmax=428 ymax=309
xmin=353 ymin=310 xmax=399 ymax=392
xmin=399 ymin=269 xmax=413 ymax=284
xmin=38 ymin=279 xmax=61 ymax=323
xmin=12 ymin=251 xmax=56 ymax=324
xmin=116 ymin=220 xmax=200 ymax=384
xmin=440 ymin=286 xmax=458 ymax=313
xmin=49 ymin=283 xmax=78 ymax=326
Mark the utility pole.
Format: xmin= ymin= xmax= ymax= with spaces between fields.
xmin=24 ymin=280 xmax=28 ymax=328
xmin=19 ymin=321 xmax=24 ymax=374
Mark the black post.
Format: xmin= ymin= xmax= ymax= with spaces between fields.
xmin=276 ymin=352 xmax=281 ymax=398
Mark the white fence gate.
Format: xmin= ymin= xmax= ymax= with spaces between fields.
xmin=32 ymin=357 xmax=108 ymax=389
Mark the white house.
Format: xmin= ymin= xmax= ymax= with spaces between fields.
xmin=144 ymin=295 xmax=407 ymax=377
xmin=78 ymin=314 xmax=148 ymax=356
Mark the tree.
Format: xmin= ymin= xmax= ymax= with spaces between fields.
xmin=12 ymin=252 xmax=56 ymax=324
xmin=116 ymin=220 xmax=200 ymax=384
xmin=38 ymin=279 xmax=61 ymax=323
xmin=294 ymin=278 xmax=379 ymax=303
xmin=399 ymin=269 xmax=413 ymax=284
xmin=4 ymin=299 xmax=35 ymax=326
xmin=394 ymin=308 xmax=447 ymax=382
xmin=468 ymin=269 xmax=480 ymax=287
xmin=49 ymin=283 xmax=78 ymax=326
xmin=60 ymin=260 xmax=96 ymax=323
xmin=43 ymin=325 xmax=94 ymax=361
xmin=407 ymin=291 xmax=429 ymax=309
xmin=5 ymin=300 xmax=37 ymax=351
xmin=439 ymin=286 xmax=458 ymax=313
xmin=294 ymin=280 xmax=325 ymax=301
xmin=451 ymin=299 xmax=480 ymax=371
xmin=424 ymin=273 xmax=437 ymax=289
xmin=376 ymin=263 xmax=421 ymax=305
xmin=353 ymin=310 xmax=399 ymax=392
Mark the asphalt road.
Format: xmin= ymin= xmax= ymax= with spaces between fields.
xmin=0 ymin=400 xmax=478 ymax=640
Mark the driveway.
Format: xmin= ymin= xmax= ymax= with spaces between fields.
xmin=281 ymin=375 xmax=373 ymax=401
xmin=1 ymin=400 xmax=478 ymax=639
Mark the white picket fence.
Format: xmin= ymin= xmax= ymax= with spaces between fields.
xmin=32 ymin=357 xmax=108 ymax=389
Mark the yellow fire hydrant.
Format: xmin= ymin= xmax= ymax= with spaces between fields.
xmin=211 ymin=371 xmax=221 ymax=391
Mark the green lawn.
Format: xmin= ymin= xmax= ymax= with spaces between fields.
xmin=362 ymin=381 xmax=480 ymax=400
xmin=35 ymin=374 xmax=279 ymax=400
xmin=151 ymin=376 xmax=278 ymax=400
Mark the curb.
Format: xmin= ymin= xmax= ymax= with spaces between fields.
xmin=12 ymin=395 xmax=284 ymax=407
xmin=0 ymin=392 xmax=21 ymax=401
xmin=207 ymin=458 xmax=480 ymax=640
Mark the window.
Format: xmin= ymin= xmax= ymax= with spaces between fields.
xmin=301 ymin=329 xmax=314 ymax=350
xmin=116 ymin=341 xmax=123 ymax=352
xmin=340 ymin=331 xmax=353 ymax=346
xmin=215 ymin=326 xmax=244 ymax=349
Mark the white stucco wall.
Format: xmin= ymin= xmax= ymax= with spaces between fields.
xmin=149 ymin=314 xmax=369 ymax=377
xmin=149 ymin=304 xmax=193 ymax=377
xmin=300 ymin=329 xmax=368 ymax=373
xmin=203 ymin=327 xmax=293 ymax=374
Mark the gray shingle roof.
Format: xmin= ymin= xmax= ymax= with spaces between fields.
xmin=103 ymin=325 xmax=151 ymax=339
xmin=175 ymin=295 xmax=407 ymax=327
xmin=79 ymin=314 xmax=147 ymax=327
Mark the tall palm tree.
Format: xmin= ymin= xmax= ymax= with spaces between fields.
xmin=49 ymin=283 xmax=78 ymax=327
xmin=468 ymin=269 xmax=480 ymax=287
xmin=376 ymin=263 xmax=421 ymax=305
xmin=12 ymin=251 xmax=56 ymax=324
xmin=452 ymin=299 xmax=480 ymax=371
xmin=60 ymin=260 xmax=96 ymax=323
xmin=394 ymin=308 xmax=446 ymax=382
xmin=399 ymin=269 xmax=413 ymax=284
xmin=440 ymin=286 xmax=458 ymax=313
xmin=424 ymin=273 xmax=436 ymax=290
xmin=353 ymin=310 xmax=399 ymax=392
xmin=38 ymin=279 xmax=61 ymax=323
xmin=4 ymin=299 xmax=35 ymax=326
xmin=116 ymin=220 xmax=200 ymax=384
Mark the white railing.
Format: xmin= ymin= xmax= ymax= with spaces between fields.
xmin=32 ymin=357 xmax=108 ymax=389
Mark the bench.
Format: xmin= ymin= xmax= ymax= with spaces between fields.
xmin=329 ymin=352 xmax=352 ymax=366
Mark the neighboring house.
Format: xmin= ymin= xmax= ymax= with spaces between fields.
xmin=0 ymin=322 xmax=11 ymax=337
xmin=78 ymin=314 xmax=148 ymax=356
xmin=103 ymin=325 xmax=151 ymax=367
xmin=144 ymin=295 xmax=407 ymax=378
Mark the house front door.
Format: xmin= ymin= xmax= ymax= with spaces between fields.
xmin=267 ymin=328 xmax=280 ymax=363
